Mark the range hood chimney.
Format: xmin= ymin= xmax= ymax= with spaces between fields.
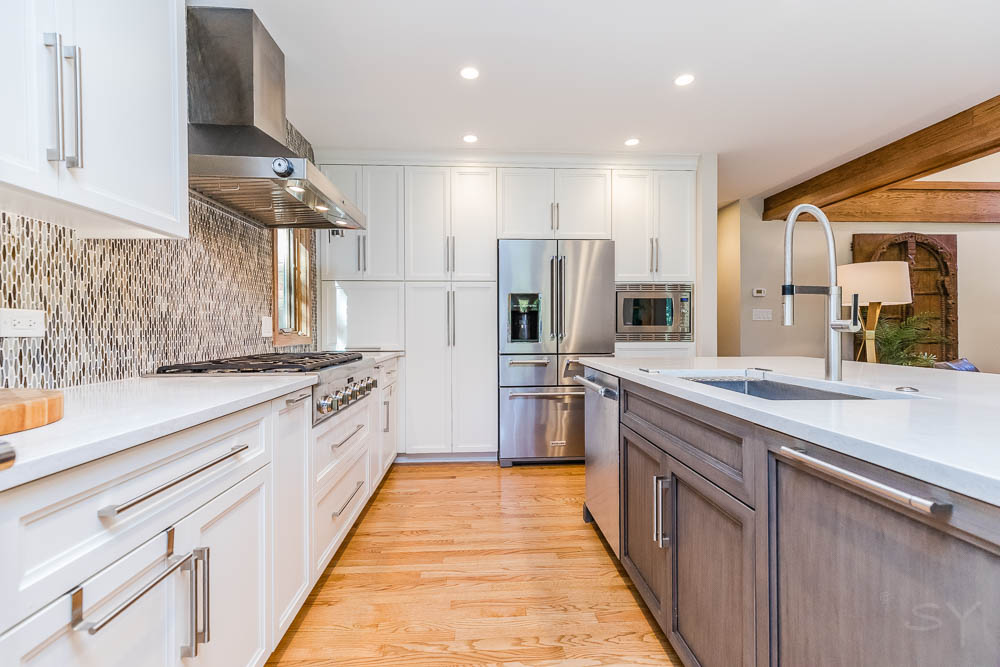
xmin=186 ymin=7 xmax=364 ymax=230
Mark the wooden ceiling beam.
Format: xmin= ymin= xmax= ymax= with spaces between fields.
xmin=762 ymin=94 xmax=1000 ymax=220
xmin=822 ymin=187 xmax=1000 ymax=223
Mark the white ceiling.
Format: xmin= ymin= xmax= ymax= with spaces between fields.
xmin=191 ymin=0 xmax=1000 ymax=203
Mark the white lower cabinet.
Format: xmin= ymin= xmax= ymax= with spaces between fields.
xmin=174 ymin=467 xmax=271 ymax=667
xmin=320 ymin=281 xmax=405 ymax=352
xmin=404 ymin=282 xmax=497 ymax=454
xmin=313 ymin=442 xmax=369 ymax=576
xmin=270 ymin=390 xmax=312 ymax=643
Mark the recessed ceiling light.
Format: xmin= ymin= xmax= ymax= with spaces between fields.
xmin=463 ymin=134 xmax=478 ymax=143
xmin=624 ymin=138 xmax=640 ymax=147
xmin=460 ymin=66 xmax=479 ymax=80
xmin=674 ymin=73 xmax=695 ymax=87
xmin=315 ymin=204 xmax=329 ymax=212
xmin=287 ymin=185 xmax=305 ymax=193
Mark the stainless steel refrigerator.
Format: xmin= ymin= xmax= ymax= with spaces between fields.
xmin=498 ymin=239 xmax=615 ymax=466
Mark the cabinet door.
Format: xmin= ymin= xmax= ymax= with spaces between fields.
xmin=450 ymin=167 xmax=497 ymax=281
xmin=770 ymin=447 xmax=1000 ymax=666
xmin=319 ymin=281 xmax=405 ymax=352
xmin=554 ymin=169 xmax=611 ymax=239
xmin=58 ymin=0 xmax=188 ymax=238
xmin=0 ymin=529 xmax=181 ymax=667
xmin=175 ymin=468 xmax=271 ymax=667
xmin=364 ymin=166 xmax=405 ymax=280
xmin=612 ymin=170 xmax=654 ymax=282
xmin=378 ymin=382 xmax=398 ymax=475
xmin=0 ymin=0 xmax=60 ymax=200
xmin=666 ymin=455 xmax=756 ymax=667
xmin=653 ymin=170 xmax=696 ymax=282
xmin=404 ymin=283 xmax=452 ymax=453
xmin=318 ymin=165 xmax=364 ymax=280
xmin=498 ymin=168 xmax=555 ymax=239
xmin=451 ymin=282 xmax=498 ymax=453
xmin=271 ymin=391 xmax=311 ymax=643
xmin=619 ymin=426 xmax=671 ymax=631
xmin=405 ymin=166 xmax=451 ymax=280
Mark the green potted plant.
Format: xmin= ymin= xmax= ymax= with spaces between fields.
xmin=859 ymin=312 xmax=942 ymax=367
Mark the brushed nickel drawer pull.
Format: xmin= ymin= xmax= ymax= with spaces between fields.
xmin=332 ymin=424 xmax=364 ymax=449
xmin=98 ymin=444 xmax=250 ymax=518
xmin=383 ymin=400 xmax=390 ymax=433
xmin=508 ymin=359 xmax=550 ymax=366
xmin=63 ymin=44 xmax=83 ymax=168
xmin=779 ymin=446 xmax=951 ymax=515
xmin=332 ymin=480 xmax=365 ymax=517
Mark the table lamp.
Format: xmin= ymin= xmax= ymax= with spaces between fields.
xmin=838 ymin=261 xmax=913 ymax=363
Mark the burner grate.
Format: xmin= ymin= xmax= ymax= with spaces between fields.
xmin=156 ymin=352 xmax=363 ymax=374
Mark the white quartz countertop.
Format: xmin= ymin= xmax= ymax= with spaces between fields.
xmin=0 ymin=375 xmax=316 ymax=492
xmin=577 ymin=355 xmax=1000 ymax=507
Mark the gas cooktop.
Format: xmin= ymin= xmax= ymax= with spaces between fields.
xmin=156 ymin=352 xmax=363 ymax=374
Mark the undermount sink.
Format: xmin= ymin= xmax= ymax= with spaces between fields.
xmin=682 ymin=377 xmax=871 ymax=401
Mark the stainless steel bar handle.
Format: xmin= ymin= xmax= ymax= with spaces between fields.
xmin=449 ymin=289 xmax=456 ymax=347
xmin=195 ymin=547 xmax=210 ymax=645
xmin=555 ymin=202 xmax=560 ymax=230
xmin=333 ymin=424 xmax=364 ymax=449
xmin=652 ymin=474 xmax=660 ymax=544
xmin=332 ymin=480 xmax=365 ymax=517
xmin=508 ymin=390 xmax=585 ymax=399
xmin=357 ymin=235 xmax=362 ymax=271
xmin=98 ymin=444 xmax=249 ymax=518
xmin=181 ymin=552 xmax=197 ymax=657
xmin=450 ymin=235 xmax=456 ymax=274
xmin=656 ymin=477 xmax=670 ymax=548
xmin=550 ymin=203 xmax=556 ymax=230
xmin=445 ymin=236 xmax=450 ymax=271
xmin=649 ymin=238 xmax=654 ymax=273
xmin=43 ymin=33 xmax=65 ymax=161
xmin=558 ymin=256 xmax=566 ymax=340
xmin=362 ymin=234 xmax=367 ymax=272
xmin=285 ymin=393 xmax=310 ymax=406
xmin=779 ymin=446 xmax=951 ymax=515
xmin=549 ymin=256 xmax=557 ymax=339
xmin=346 ymin=346 xmax=382 ymax=351
xmin=0 ymin=440 xmax=14 ymax=471
xmin=73 ymin=551 xmax=194 ymax=635
xmin=655 ymin=238 xmax=660 ymax=273
xmin=63 ymin=44 xmax=83 ymax=168
xmin=572 ymin=375 xmax=619 ymax=400
xmin=383 ymin=399 xmax=390 ymax=433
xmin=508 ymin=359 xmax=550 ymax=366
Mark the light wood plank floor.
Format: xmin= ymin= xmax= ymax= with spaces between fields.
xmin=268 ymin=462 xmax=679 ymax=666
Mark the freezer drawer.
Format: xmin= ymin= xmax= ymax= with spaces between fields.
xmin=499 ymin=355 xmax=558 ymax=387
xmin=499 ymin=386 xmax=585 ymax=463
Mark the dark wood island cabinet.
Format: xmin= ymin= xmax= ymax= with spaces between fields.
xmin=616 ymin=378 xmax=1000 ymax=667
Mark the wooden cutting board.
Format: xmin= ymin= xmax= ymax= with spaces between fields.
xmin=0 ymin=389 xmax=64 ymax=435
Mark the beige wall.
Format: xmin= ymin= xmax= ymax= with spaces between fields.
xmin=728 ymin=198 xmax=1000 ymax=372
xmin=717 ymin=201 xmax=742 ymax=356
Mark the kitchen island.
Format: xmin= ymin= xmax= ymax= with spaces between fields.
xmin=577 ymin=355 xmax=1000 ymax=667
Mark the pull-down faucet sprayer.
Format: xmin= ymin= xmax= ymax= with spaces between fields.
xmin=781 ymin=204 xmax=862 ymax=381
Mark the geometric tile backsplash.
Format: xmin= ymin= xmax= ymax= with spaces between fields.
xmin=0 ymin=195 xmax=317 ymax=389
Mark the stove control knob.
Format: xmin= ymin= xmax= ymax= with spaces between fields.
xmin=351 ymin=382 xmax=361 ymax=400
xmin=367 ymin=377 xmax=377 ymax=392
xmin=333 ymin=390 xmax=347 ymax=408
xmin=317 ymin=395 xmax=335 ymax=414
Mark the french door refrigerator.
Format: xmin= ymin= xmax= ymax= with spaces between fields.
xmin=498 ymin=239 xmax=615 ymax=466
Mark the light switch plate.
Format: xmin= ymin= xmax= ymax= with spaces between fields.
xmin=752 ymin=308 xmax=773 ymax=321
xmin=261 ymin=316 xmax=273 ymax=338
xmin=0 ymin=308 xmax=46 ymax=337
xmin=752 ymin=288 xmax=767 ymax=297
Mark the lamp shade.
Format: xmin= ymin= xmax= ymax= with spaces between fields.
xmin=838 ymin=261 xmax=913 ymax=306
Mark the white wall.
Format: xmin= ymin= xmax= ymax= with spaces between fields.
xmin=717 ymin=201 xmax=742 ymax=356
xmin=732 ymin=198 xmax=1000 ymax=372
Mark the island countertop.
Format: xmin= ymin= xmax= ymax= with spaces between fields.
xmin=577 ymin=355 xmax=1000 ymax=507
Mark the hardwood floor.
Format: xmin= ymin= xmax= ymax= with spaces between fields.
xmin=268 ymin=462 xmax=680 ymax=666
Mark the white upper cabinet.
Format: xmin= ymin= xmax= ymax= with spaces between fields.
xmin=450 ymin=167 xmax=497 ymax=281
xmin=612 ymin=170 xmax=655 ymax=282
xmin=498 ymin=168 xmax=610 ymax=239
xmin=498 ymin=168 xmax=555 ymax=238
xmin=553 ymin=169 xmax=611 ymax=239
xmin=653 ymin=170 xmax=696 ymax=282
xmin=363 ymin=166 xmax=405 ymax=280
xmin=404 ymin=166 xmax=451 ymax=280
xmin=320 ymin=281 xmax=405 ymax=352
xmin=611 ymin=169 xmax=696 ymax=282
xmin=318 ymin=165 xmax=403 ymax=281
xmin=0 ymin=0 xmax=188 ymax=238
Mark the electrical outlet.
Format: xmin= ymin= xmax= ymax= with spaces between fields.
xmin=752 ymin=308 xmax=773 ymax=321
xmin=0 ymin=308 xmax=46 ymax=337
xmin=261 ymin=316 xmax=273 ymax=338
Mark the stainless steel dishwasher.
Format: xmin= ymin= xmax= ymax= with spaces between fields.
xmin=574 ymin=367 xmax=621 ymax=557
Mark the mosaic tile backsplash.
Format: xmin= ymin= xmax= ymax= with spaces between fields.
xmin=0 ymin=197 xmax=317 ymax=389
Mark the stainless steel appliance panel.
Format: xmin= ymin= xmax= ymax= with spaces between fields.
xmin=557 ymin=354 xmax=612 ymax=386
xmin=558 ymin=240 xmax=615 ymax=354
xmin=498 ymin=240 xmax=558 ymax=355
xmin=615 ymin=283 xmax=693 ymax=342
xmin=499 ymin=386 xmax=585 ymax=462
xmin=578 ymin=368 xmax=621 ymax=557
xmin=499 ymin=355 xmax=558 ymax=387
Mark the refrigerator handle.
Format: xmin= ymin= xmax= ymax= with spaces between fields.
xmin=558 ymin=255 xmax=566 ymax=340
xmin=549 ymin=255 xmax=557 ymax=340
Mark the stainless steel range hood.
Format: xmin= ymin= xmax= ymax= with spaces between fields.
xmin=186 ymin=7 xmax=364 ymax=230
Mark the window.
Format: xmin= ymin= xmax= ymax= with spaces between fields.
xmin=272 ymin=228 xmax=312 ymax=346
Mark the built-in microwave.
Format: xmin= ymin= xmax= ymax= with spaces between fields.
xmin=615 ymin=283 xmax=693 ymax=342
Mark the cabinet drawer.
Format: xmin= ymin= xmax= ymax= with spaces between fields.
xmin=0 ymin=403 xmax=270 ymax=633
xmin=313 ymin=446 xmax=369 ymax=573
xmin=377 ymin=358 xmax=399 ymax=387
xmin=313 ymin=399 xmax=371 ymax=489
xmin=621 ymin=380 xmax=757 ymax=507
